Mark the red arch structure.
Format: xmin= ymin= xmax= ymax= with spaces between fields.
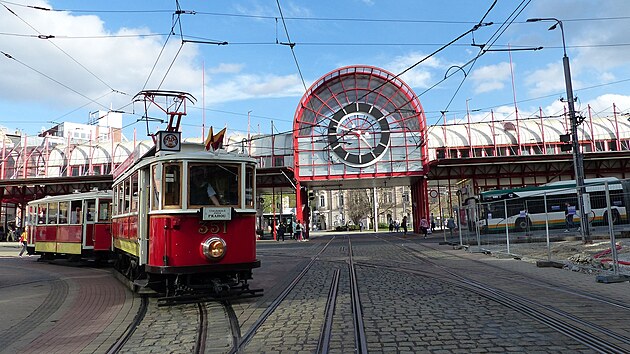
xmin=293 ymin=65 xmax=429 ymax=232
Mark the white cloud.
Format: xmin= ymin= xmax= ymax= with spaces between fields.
xmin=0 ymin=0 xmax=307 ymax=118
xmin=580 ymin=94 xmax=630 ymax=115
xmin=525 ymin=62 xmax=564 ymax=96
xmin=470 ymin=62 xmax=512 ymax=94
xmin=526 ymin=0 xmax=630 ymax=92
xmin=204 ymin=74 xmax=304 ymax=104
xmin=385 ymin=52 xmax=441 ymax=89
xmin=207 ymin=63 xmax=244 ymax=74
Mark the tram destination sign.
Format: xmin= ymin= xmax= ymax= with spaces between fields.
xmin=201 ymin=207 xmax=232 ymax=221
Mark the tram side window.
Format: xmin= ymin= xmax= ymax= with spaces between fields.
xmin=152 ymin=164 xmax=161 ymax=210
xmin=131 ymin=172 xmax=139 ymax=212
xmin=117 ymin=184 xmax=125 ymax=214
xmin=47 ymin=202 xmax=58 ymax=224
xmin=112 ymin=185 xmax=118 ymax=216
xmin=70 ymin=200 xmax=82 ymax=224
xmin=245 ymin=166 xmax=254 ymax=208
xmin=37 ymin=205 xmax=47 ymax=224
xmin=86 ymin=200 xmax=96 ymax=221
xmin=27 ymin=206 xmax=36 ymax=227
xmin=124 ymin=178 xmax=131 ymax=213
xmin=99 ymin=200 xmax=111 ymax=222
xmin=59 ymin=201 xmax=69 ymax=224
xmin=163 ymin=163 xmax=181 ymax=207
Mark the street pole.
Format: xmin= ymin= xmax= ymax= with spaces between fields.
xmin=527 ymin=17 xmax=590 ymax=243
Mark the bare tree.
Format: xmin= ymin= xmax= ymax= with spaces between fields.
xmin=347 ymin=189 xmax=372 ymax=226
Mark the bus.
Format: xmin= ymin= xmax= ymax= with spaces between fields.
xmin=477 ymin=177 xmax=630 ymax=233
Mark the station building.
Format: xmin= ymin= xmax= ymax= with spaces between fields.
xmin=2 ymin=65 xmax=630 ymax=235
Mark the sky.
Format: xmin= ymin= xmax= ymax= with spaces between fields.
xmin=1 ymin=0 xmax=630 ymax=143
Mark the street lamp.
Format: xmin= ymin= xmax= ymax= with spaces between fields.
xmin=527 ymin=17 xmax=590 ymax=242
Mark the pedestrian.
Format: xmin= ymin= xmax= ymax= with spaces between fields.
xmin=359 ymin=221 xmax=363 ymax=232
xmin=18 ymin=228 xmax=28 ymax=257
xmin=447 ymin=217 xmax=456 ymax=237
xmin=278 ymin=222 xmax=286 ymax=241
xmin=565 ymin=202 xmax=576 ymax=232
xmin=286 ymin=221 xmax=293 ymax=240
xmin=394 ymin=220 xmax=400 ymax=233
xmin=402 ymin=216 xmax=408 ymax=235
xmin=295 ymin=220 xmax=302 ymax=241
xmin=430 ymin=213 xmax=436 ymax=232
xmin=420 ymin=217 xmax=429 ymax=238
xmin=389 ymin=220 xmax=394 ymax=232
xmin=302 ymin=221 xmax=309 ymax=241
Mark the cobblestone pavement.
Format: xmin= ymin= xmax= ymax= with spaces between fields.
xmin=0 ymin=244 xmax=139 ymax=354
xmin=3 ymin=233 xmax=630 ymax=353
xmin=238 ymin=234 xmax=629 ymax=353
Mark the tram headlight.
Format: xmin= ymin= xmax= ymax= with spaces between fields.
xmin=202 ymin=237 xmax=226 ymax=260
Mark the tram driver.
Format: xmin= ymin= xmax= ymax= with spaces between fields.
xmin=190 ymin=167 xmax=221 ymax=206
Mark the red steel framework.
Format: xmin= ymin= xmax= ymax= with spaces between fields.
xmin=292 ymin=65 xmax=430 ymax=231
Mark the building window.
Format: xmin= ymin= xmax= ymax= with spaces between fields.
xmin=608 ymin=141 xmax=618 ymax=151
xmin=383 ymin=192 xmax=392 ymax=204
xmin=319 ymin=195 xmax=325 ymax=208
xmin=339 ymin=194 xmax=344 ymax=206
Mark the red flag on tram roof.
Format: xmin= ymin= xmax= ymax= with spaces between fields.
xmin=205 ymin=127 xmax=226 ymax=151
xmin=204 ymin=126 xmax=214 ymax=150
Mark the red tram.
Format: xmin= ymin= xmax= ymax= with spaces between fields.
xmin=111 ymin=141 xmax=261 ymax=296
xmin=26 ymin=191 xmax=112 ymax=260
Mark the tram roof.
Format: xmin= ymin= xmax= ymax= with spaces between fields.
xmin=113 ymin=142 xmax=258 ymax=181
xmin=28 ymin=189 xmax=113 ymax=205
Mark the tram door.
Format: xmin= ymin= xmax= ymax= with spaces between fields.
xmin=138 ymin=167 xmax=150 ymax=265
xmin=84 ymin=199 xmax=96 ymax=248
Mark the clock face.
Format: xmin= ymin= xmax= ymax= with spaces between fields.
xmin=327 ymin=102 xmax=390 ymax=167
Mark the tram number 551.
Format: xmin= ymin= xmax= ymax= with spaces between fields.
xmin=199 ymin=221 xmax=227 ymax=235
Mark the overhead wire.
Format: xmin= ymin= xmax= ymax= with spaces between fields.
xmin=0 ymin=50 xmax=112 ymax=111
xmin=0 ymin=2 xmax=125 ymax=95
xmin=3 ymin=1 xmax=627 ymax=148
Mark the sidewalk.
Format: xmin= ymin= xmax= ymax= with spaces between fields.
xmin=0 ymin=241 xmax=22 ymax=257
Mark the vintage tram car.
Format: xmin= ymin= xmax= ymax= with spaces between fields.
xmin=111 ymin=141 xmax=260 ymax=296
xmin=26 ymin=190 xmax=112 ymax=260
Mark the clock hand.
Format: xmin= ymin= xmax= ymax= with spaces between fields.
xmin=358 ymin=132 xmax=373 ymax=149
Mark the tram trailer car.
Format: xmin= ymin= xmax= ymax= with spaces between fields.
xmin=111 ymin=142 xmax=260 ymax=296
xmin=26 ymin=191 xmax=113 ymax=260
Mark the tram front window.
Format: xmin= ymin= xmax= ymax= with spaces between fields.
xmin=189 ymin=164 xmax=239 ymax=207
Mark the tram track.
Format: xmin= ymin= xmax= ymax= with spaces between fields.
xmin=317 ymin=269 xmax=340 ymax=354
xmin=194 ymin=302 xmax=208 ymax=354
xmin=230 ymin=235 xmax=369 ymax=353
xmin=371 ymin=235 xmax=630 ymax=353
xmin=106 ymin=295 xmax=148 ymax=354
xmin=347 ymin=236 xmax=368 ymax=354
xmin=229 ymin=237 xmax=336 ymax=353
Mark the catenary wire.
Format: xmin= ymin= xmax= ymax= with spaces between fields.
xmin=0 ymin=2 xmax=124 ymax=94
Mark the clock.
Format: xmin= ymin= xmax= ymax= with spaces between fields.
xmin=327 ymin=102 xmax=390 ymax=167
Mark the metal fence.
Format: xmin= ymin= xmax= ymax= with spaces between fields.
xmin=443 ymin=179 xmax=630 ymax=278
